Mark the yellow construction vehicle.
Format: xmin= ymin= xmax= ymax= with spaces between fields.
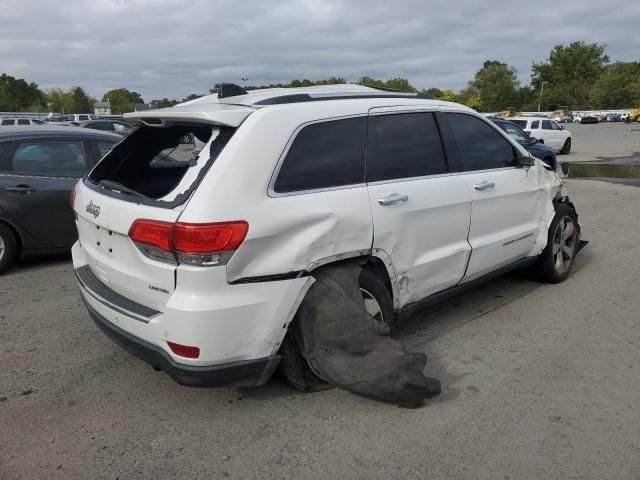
xmin=500 ymin=107 xmax=520 ymax=118
xmin=626 ymin=107 xmax=640 ymax=123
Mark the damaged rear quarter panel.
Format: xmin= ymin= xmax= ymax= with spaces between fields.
xmin=176 ymin=106 xmax=375 ymax=282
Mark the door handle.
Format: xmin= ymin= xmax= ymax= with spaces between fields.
xmin=378 ymin=193 xmax=408 ymax=206
xmin=474 ymin=181 xmax=495 ymax=191
xmin=5 ymin=185 xmax=35 ymax=194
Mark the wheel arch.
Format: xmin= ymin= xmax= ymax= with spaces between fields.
xmin=305 ymin=250 xmax=399 ymax=311
xmin=0 ymin=217 xmax=24 ymax=258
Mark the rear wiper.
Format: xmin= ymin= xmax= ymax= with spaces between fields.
xmin=98 ymin=179 xmax=146 ymax=199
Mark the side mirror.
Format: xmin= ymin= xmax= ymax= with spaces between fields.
xmin=516 ymin=154 xmax=535 ymax=168
xmin=560 ymin=125 xmax=565 ymax=130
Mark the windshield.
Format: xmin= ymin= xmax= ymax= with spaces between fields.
xmin=499 ymin=122 xmax=530 ymax=146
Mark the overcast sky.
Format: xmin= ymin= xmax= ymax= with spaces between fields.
xmin=1 ymin=0 xmax=638 ymax=102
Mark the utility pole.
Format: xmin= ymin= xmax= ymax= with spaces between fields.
xmin=538 ymin=81 xmax=547 ymax=113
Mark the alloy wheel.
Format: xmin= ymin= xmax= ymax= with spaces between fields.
xmin=360 ymin=287 xmax=389 ymax=333
xmin=552 ymin=215 xmax=577 ymax=274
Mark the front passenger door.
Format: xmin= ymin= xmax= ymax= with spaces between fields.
xmin=440 ymin=112 xmax=544 ymax=282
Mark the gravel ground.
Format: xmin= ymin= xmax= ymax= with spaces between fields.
xmin=1 ymin=122 xmax=640 ymax=479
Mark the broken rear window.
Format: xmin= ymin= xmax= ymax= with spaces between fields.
xmin=86 ymin=124 xmax=234 ymax=207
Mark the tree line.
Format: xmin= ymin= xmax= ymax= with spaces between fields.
xmin=1 ymin=41 xmax=638 ymax=115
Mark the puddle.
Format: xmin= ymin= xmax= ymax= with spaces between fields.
xmin=561 ymin=154 xmax=640 ymax=178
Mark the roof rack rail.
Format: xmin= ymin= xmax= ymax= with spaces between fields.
xmin=255 ymin=93 xmax=419 ymax=106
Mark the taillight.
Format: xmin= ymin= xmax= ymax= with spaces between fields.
xmin=128 ymin=219 xmax=248 ymax=266
xmin=129 ymin=219 xmax=173 ymax=251
xmin=70 ymin=186 xmax=76 ymax=210
xmin=173 ymin=222 xmax=248 ymax=253
xmin=167 ymin=341 xmax=200 ymax=359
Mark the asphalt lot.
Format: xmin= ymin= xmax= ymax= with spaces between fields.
xmin=2 ymin=126 xmax=640 ymax=479
xmin=556 ymin=121 xmax=639 ymax=163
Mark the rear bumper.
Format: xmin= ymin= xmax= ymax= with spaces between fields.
xmin=82 ymin=297 xmax=280 ymax=388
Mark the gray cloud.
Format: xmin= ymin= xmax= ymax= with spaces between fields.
xmin=0 ymin=0 xmax=638 ymax=101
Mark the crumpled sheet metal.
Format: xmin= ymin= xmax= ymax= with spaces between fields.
xmin=293 ymin=263 xmax=441 ymax=408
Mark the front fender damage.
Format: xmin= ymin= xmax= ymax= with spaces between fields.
xmin=291 ymin=263 xmax=441 ymax=408
xmin=538 ymin=163 xmax=588 ymax=255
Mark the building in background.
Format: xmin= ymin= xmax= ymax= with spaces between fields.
xmin=94 ymin=101 xmax=111 ymax=116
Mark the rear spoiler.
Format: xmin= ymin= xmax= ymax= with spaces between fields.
xmin=124 ymin=103 xmax=255 ymax=128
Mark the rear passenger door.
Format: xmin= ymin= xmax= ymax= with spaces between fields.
xmin=440 ymin=112 xmax=543 ymax=282
xmin=0 ymin=138 xmax=90 ymax=246
xmin=366 ymin=109 xmax=472 ymax=307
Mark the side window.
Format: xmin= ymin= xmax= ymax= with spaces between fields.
xmin=550 ymin=121 xmax=562 ymax=130
xmin=367 ymin=112 xmax=446 ymax=182
xmin=1 ymin=119 xmax=15 ymax=125
xmin=445 ymin=113 xmax=517 ymax=171
xmin=10 ymin=140 xmax=87 ymax=177
xmin=500 ymin=123 xmax=530 ymax=146
xmin=541 ymin=120 xmax=553 ymax=130
xmin=113 ymin=122 xmax=131 ymax=134
xmin=96 ymin=140 xmax=116 ymax=158
xmin=273 ymin=117 xmax=366 ymax=193
xmin=78 ymin=115 xmax=89 ymax=121
xmin=530 ymin=120 xmax=540 ymax=129
xmin=32 ymin=119 xmax=45 ymax=125
xmin=17 ymin=119 xmax=30 ymax=125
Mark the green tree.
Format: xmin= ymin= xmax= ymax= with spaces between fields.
xmin=153 ymin=98 xmax=178 ymax=108
xmin=383 ymin=78 xmax=417 ymax=92
xmin=71 ymin=86 xmax=92 ymax=113
xmin=438 ymin=89 xmax=457 ymax=102
xmin=46 ymin=88 xmax=74 ymax=113
xmin=589 ymin=62 xmax=640 ymax=109
xmin=357 ymin=76 xmax=386 ymax=89
xmin=467 ymin=60 xmax=520 ymax=112
xmin=182 ymin=93 xmax=203 ymax=102
xmin=102 ymin=88 xmax=145 ymax=114
xmin=0 ymin=73 xmax=46 ymax=111
xmin=531 ymin=41 xmax=609 ymax=109
xmin=419 ymin=87 xmax=443 ymax=99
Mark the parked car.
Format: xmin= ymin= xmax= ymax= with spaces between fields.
xmin=0 ymin=126 xmax=121 ymax=272
xmin=67 ymin=114 xmax=97 ymax=123
xmin=0 ymin=118 xmax=47 ymax=126
xmin=507 ymin=117 xmax=572 ymax=154
xmin=70 ymin=84 xmax=582 ymax=390
xmin=580 ymin=116 xmax=599 ymax=124
xmin=490 ymin=119 xmax=557 ymax=171
xmin=72 ymin=120 xmax=134 ymax=136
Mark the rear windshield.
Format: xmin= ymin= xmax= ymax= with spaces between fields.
xmin=86 ymin=123 xmax=234 ymax=207
xmin=509 ymin=119 xmax=527 ymax=128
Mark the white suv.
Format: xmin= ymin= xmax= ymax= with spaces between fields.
xmin=0 ymin=117 xmax=47 ymax=126
xmin=508 ymin=117 xmax=572 ymax=154
xmin=71 ymin=84 xmax=581 ymax=388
